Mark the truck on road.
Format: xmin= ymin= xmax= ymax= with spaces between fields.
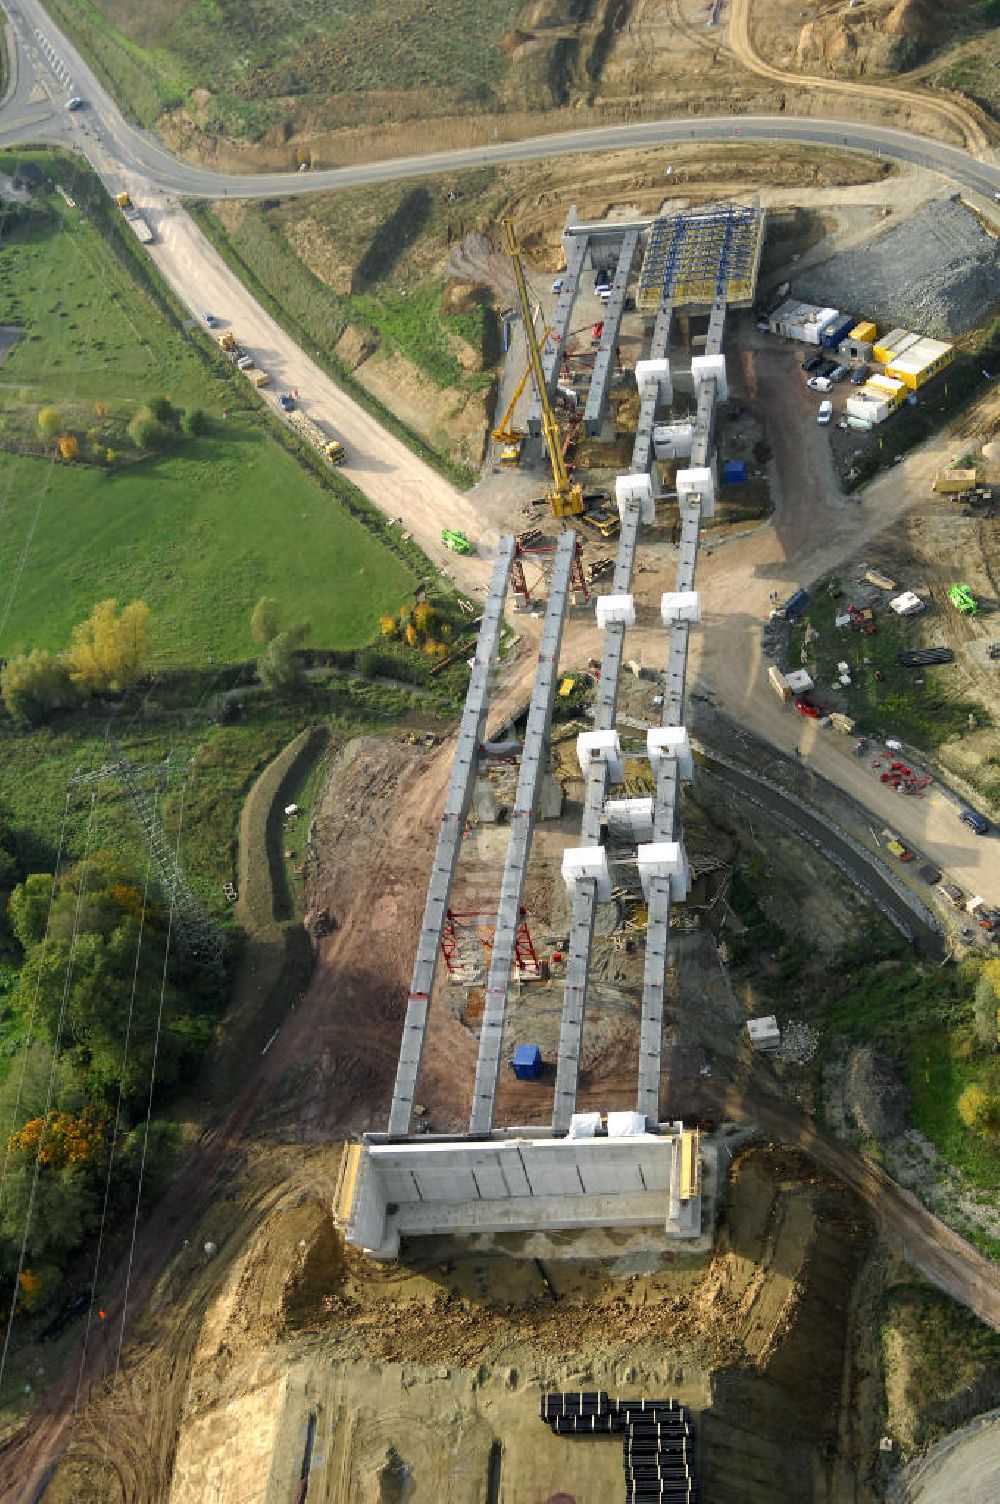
xmin=114 ymin=191 xmax=154 ymax=245
xmin=287 ymin=408 xmax=346 ymax=465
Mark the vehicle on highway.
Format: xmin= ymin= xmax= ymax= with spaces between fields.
xmin=850 ymin=363 xmax=870 ymax=385
xmin=960 ymin=809 xmax=991 ymax=835
xmin=802 ymin=353 xmax=823 ymax=373
xmin=817 ymin=400 xmax=833 ymax=425
xmin=808 ymin=375 xmax=833 ymax=393
xmin=65 ymin=96 xmax=83 ymax=111
xmin=278 ymin=393 xmax=295 ymax=411
xmin=795 ymin=694 xmax=825 ymax=718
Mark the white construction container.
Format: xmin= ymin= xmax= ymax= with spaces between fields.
xmin=785 ymin=669 xmax=814 ymax=694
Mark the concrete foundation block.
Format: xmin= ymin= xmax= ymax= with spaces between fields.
xmin=562 ymin=845 xmax=612 ymax=902
xmin=647 ymin=726 xmax=694 ymax=781
xmin=596 ymin=593 xmax=636 ymax=629
xmin=577 ymin=728 xmax=623 ymax=781
xmin=615 ymin=472 xmax=655 ymax=524
xmin=637 ymin=840 xmax=691 ymax=902
xmin=661 ymin=590 xmax=701 ymax=624
xmin=635 ymin=357 xmax=672 ymax=404
xmin=691 ymin=352 xmax=728 ymax=400
xmin=675 ymin=466 xmax=716 ymax=518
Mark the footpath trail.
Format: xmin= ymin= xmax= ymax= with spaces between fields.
xmin=727 ymin=0 xmax=992 ymax=157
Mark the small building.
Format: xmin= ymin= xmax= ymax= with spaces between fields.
xmin=768 ymin=299 xmax=841 ymax=345
xmin=885 ymin=336 xmax=955 ymax=390
xmin=785 ymin=668 xmax=814 ymax=693
xmin=747 ymin=1015 xmax=781 ymax=1052
xmin=511 ymin=1044 xmax=543 ymax=1080
xmin=839 ymin=335 xmax=873 ymax=362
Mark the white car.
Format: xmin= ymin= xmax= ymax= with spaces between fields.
xmin=817 ymin=400 xmax=833 ymax=425
xmin=807 ymin=375 xmax=832 ymax=392
xmin=552 ymin=277 xmax=565 ymax=294
xmin=65 ymin=96 xmax=83 ymax=110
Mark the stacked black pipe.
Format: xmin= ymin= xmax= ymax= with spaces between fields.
xmin=540 ymin=1391 xmax=697 ymax=1503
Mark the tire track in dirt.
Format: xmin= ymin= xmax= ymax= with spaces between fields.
xmin=727 ymin=0 xmax=991 ymax=155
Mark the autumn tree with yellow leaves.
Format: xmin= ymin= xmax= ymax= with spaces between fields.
xmin=64 ymin=598 xmax=151 ymax=694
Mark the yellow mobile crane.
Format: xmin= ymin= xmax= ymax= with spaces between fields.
xmin=502 ymin=218 xmax=583 ymax=518
xmin=492 ymin=326 xmax=552 ymax=469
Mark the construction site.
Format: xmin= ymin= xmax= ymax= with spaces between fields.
xmin=45 ymin=184 xmax=994 ymax=1504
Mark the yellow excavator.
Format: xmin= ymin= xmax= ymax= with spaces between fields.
xmin=501 ymin=218 xmax=584 ymax=518
xmin=492 ymin=326 xmax=552 ymax=469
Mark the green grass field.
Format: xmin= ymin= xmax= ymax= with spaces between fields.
xmin=788 ymin=578 xmax=990 ymax=749
xmin=0 ymin=435 xmax=415 ymax=663
xmin=0 ymin=157 xmax=416 ymax=664
xmin=47 ymin=0 xmax=521 ymax=133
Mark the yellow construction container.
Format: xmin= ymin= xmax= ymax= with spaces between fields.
xmin=873 ymin=327 xmax=913 ymax=365
xmin=885 ymin=337 xmax=955 ymax=390
xmin=849 ymin=320 xmax=876 ymax=342
xmin=867 ymin=373 xmax=907 ymax=410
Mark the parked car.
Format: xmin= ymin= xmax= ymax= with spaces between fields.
xmin=802 ymin=353 xmax=823 ymax=373
xmin=828 ymin=364 xmax=849 ymax=383
xmin=850 ymin=363 xmax=870 ymax=385
xmin=960 ymin=809 xmax=991 ymax=835
xmin=202 ymin=311 xmax=218 ymax=328
xmin=817 ymin=399 xmax=833 ymax=424
xmin=808 ymin=376 xmax=833 ymax=393
xmin=817 ymin=358 xmax=838 ymax=378
xmin=795 ymin=694 xmax=825 ymax=718
xmin=65 ymin=96 xmax=84 ymax=111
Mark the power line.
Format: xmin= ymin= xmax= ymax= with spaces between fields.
xmin=103 ymin=777 xmax=190 ymax=1455
xmin=73 ymin=776 xmax=161 ymax=1418
xmin=0 ymin=783 xmax=102 ymax=1392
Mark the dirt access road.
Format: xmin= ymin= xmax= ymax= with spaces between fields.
xmin=889 ymin=1407 xmax=1000 ymax=1502
xmin=727 ymin=0 xmax=991 ymax=155
xmin=135 ymin=195 xmax=494 ymax=582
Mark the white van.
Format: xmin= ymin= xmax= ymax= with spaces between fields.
xmin=817 ymin=400 xmax=833 ymax=425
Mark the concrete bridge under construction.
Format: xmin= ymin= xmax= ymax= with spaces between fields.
xmin=337 ymin=201 xmax=764 ymax=1261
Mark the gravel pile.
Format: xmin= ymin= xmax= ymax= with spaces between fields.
xmin=792 ymin=198 xmax=1000 ymax=338
xmin=777 ymin=1019 xmax=819 ymax=1066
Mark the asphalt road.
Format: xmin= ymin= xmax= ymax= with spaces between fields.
xmin=0 ymin=0 xmax=998 ymax=202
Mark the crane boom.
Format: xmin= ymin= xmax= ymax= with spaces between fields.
xmin=501 ymin=219 xmax=583 ymax=518
xmin=492 ymin=326 xmax=552 ymax=445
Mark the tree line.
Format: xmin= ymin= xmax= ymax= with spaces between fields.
xmin=1 ymin=597 xmax=151 ymax=725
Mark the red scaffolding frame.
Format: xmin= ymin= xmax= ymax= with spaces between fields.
xmin=440 ymin=905 xmax=541 ymax=978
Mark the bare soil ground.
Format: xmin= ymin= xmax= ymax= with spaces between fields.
xmin=47 ymin=1145 xmax=885 ymax=1503
xmin=144 ymin=0 xmax=995 ymax=171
